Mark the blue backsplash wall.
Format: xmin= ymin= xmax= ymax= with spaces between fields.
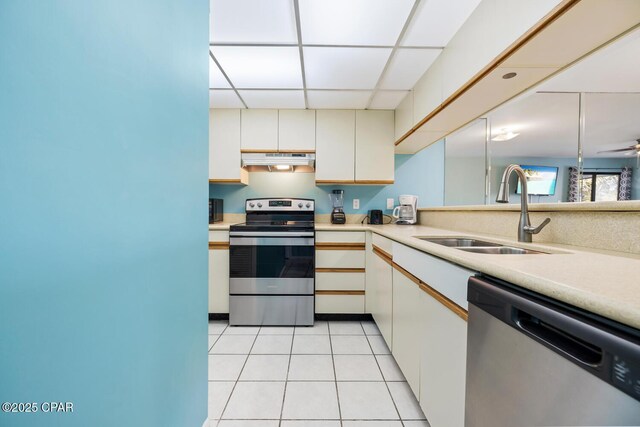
xmin=210 ymin=140 xmax=445 ymax=215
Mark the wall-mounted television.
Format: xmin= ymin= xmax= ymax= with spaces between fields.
xmin=515 ymin=165 xmax=558 ymax=196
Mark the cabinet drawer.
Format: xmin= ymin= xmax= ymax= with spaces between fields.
xmin=393 ymin=242 xmax=473 ymax=310
xmin=316 ymin=250 xmax=365 ymax=269
xmin=315 ymin=294 xmax=365 ymax=314
xmin=372 ymin=233 xmax=393 ymax=256
xmin=316 ymin=231 xmax=365 ymax=243
xmin=209 ymin=230 xmax=230 ymax=242
xmin=316 ymin=272 xmax=365 ymax=291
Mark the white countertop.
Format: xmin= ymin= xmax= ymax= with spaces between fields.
xmin=211 ymin=221 xmax=640 ymax=329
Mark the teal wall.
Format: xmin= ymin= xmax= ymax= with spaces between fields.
xmin=210 ymin=140 xmax=445 ymax=215
xmin=0 ymin=2 xmax=208 ymax=426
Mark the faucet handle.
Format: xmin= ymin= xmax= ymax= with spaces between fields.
xmin=524 ymin=217 xmax=551 ymax=235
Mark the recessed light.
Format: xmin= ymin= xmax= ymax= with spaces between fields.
xmin=274 ymin=164 xmax=293 ymax=171
xmin=502 ymin=72 xmax=517 ymax=79
xmin=491 ymin=129 xmax=520 ymax=141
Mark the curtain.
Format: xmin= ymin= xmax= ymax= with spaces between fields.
xmin=568 ymin=166 xmax=579 ymax=202
xmin=619 ymin=167 xmax=632 ymax=201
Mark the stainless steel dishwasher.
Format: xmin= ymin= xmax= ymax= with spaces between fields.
xmin=466 ymin=275 xmax=640 ymax=427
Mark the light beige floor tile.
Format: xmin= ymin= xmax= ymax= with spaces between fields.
xmin=222 ymin=382 xmax=285 ymax=420
xmin=209 ymin=320 xmax=228 ymax=335
xmin=251 ymin=335 xmax=293 ymax=354
xmin=282 ymin=382 xmax=340 ymax=420
xmin=294 ymin=321 xmax=329 ymax=335
xmin=361 ymin=321 xmax=381 ymax=336
xmin=210 ymin=335 xmax=255 ymax=354
xmin=334 ymin=355 xmax=383 ymax=381
xmin=239 ymin=354 xmax=290 ymax=381
xmin=331 ymin=335 xmax=372 ymax=354
xmin=366 ymin=335 xmax=391 ymax=355
xmin=217 ymin=420 xmax=280 ymax=427
xmin=224 ymin=326 xmax=260 ymax=335
xmin=329 ymin=321 xmax=364 ymax=335
xmin=337 ymin=382 xmax=399 ymax=420
xmin=208 ymin=381 xmax=234 ymax=420
xmin=387 ymin=381 xmax=426 ymax=420
xmin=209 ymin=335 xmax=220 ymax=351
xmin=375 ymin=354 xmax=406 ymax=381
xmin=209 ymin=354 xmax=247 ymax=381
xmin=292 ymin=335 xmax=331 ymax=354
xmin=281 ymin=422 xmax=341 ymax=427
xmin=259 ymin=326 xmax=294 ymax=335
xmin=287 ymin=355 xmax=335 ymax=381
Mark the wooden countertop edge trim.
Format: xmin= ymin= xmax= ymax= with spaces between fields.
xmin=315 ymin=242 xmax=365 ymax=250
xmin=316 ymin=268 xmax=366 ymax=273
xmin=209 ymin=179 xmax=245 ymax=184
xmin=208 ymin=242 xmax=230 ymax=249
xmin=419 ymin=281 xmax=469 ymax=322
xmin=315 ymin=180 xmax=394 ymax=185
xmin=394 ymin=0 xmax=580 ymax=147
xmin=315 ymin=290 xmax=365 ymax=296
xmin=372 ymin=245 xmax=393 ymax=265
xmin=392 ymin=262 xmax=468 ymax=322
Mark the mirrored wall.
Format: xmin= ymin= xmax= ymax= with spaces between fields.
xmin=443 ymin=27 xmax=640 ymax=206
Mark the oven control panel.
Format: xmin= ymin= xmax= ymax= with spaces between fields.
xmin=246 ymin=198 xmax=314 ymax=212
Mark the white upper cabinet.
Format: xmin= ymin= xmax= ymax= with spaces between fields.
xmin=240 ymin=109 xmax=278 ymax=151
xmin=209 ymin=109 xmax=248 ymax=183
xmin=278 ymin=109 xmax=316 ymax=152
xmin=315 ymin=110 xmax=356 ymax=183
xmin=355 ymin=110 xmax=395 ymax=183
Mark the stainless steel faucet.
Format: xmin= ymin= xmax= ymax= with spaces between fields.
xmin=496 ymin=164 xmax=551 ymax=242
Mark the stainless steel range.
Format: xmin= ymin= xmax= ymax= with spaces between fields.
xmin=229 ymin=198 xmax=315 ymax=326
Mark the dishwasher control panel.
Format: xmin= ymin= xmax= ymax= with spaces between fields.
xmin=613 ymin=355 xmax=640 ymax=400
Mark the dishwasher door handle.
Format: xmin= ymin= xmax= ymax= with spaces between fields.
xmin=514 ymin=309 xmax=603 ymax=368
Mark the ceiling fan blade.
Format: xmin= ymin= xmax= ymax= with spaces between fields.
xmin=597 ymin=147 xmax=636 ymax=153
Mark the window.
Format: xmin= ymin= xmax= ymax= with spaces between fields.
xmin=579 ymin=172 xmax=620 ymax=202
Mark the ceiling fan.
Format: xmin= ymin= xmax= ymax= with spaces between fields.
xmin=597 ymin=139 xmax=640 ymax=156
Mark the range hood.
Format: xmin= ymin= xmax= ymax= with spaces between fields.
xmin=241 ymin=152 xmax=315 ymax=172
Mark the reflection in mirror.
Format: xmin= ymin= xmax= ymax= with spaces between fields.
xmin=580 ymin=93 xmax=640 ymax=202
xmin=488 ymin=92 xmax=579 ymax=204
xmin=444 ymin=119 xmax=487 ymax=206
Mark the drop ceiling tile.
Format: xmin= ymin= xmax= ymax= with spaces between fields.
xmin=210 ymin=0 xmax=297 ymax=43
xmin=209 ymin=56 xmax=230 ymax=89
xmin=212 ymin=46 xmax=302 ymax=89
xmin=304 ymin=47 xmax=391 ymax=90
xmin=298 ymin=0 xmax=414 ymax=46
xmin=239 ymin=90 xmax=305 ymax=109
xmin=379 ymin=48 xmax=441 ymax=90
xmin=209 ymin=90 xmax=245 ymax=108
xmin=401 ymin=0 xmax=481 ymax=47
xmin=307 ymin=90 xmax=372 ymax=109
xmin=369 ymin=91 xmax=410 ymax=109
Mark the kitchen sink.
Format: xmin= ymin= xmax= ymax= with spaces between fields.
xmin=417 ymin=236 xmax=548 ymax=254
xmin=418 ymin=237 xmax=503 ymax=247
xmin=457 ymin=246 xmax=546 ymax=255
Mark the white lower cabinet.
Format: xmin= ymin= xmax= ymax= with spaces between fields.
xmin=419 ymin=290 xmax=467 ymax=427
xmin=370 ymin=244 xmax=393 ymax=349
xmin=391 ymin=265 xmax=422 ymax=397
xmin=208 ymin=247 xmax=229 ymax=313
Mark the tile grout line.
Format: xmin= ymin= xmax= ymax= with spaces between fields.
xmin=364 ymin=320 xmax=405 ymax=423
xmin=328 ymin=321 xmax=344 ymax=427
xmin=277 ymin=326 xmax=297 ymax=426
xmin=214 ymin=326 xmax=261 ymax=427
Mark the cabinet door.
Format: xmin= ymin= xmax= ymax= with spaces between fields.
xmin=316 ymin=110 xmax=356 ymax=183
xmin=278 ymin=109 xmax=315 ymax=152
xmin=241 ymin=109 xmax=278 ymax=151
xmin=209 ymin=109 xmax=247 ymax=183
xmin=392 ymin=266 xmax=421 ymax=397
xmin=419 ymin=290 xmax=467 ymax=427
xmin=208 ymin=249 xmax=229 ymax=313
xmin=372 ymin=250 xmax=393 ymax=349
xmin=355 ymin=110 xmax=394 ymax=183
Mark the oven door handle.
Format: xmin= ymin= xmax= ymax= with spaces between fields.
xmin=230 ymin=237 xmax=315 ymax=246
xmin=229 ymin=231 xmax=314 ymax=237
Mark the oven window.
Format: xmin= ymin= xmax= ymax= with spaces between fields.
xmin=230 ymin=245 xmax=314 ymax=278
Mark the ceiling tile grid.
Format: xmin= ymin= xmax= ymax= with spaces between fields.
xmin=209 ymin=0 xmax=481 ymax=109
